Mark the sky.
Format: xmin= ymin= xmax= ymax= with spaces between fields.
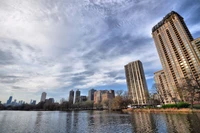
xmin=0 ymin=0 xmax=200 ymax=103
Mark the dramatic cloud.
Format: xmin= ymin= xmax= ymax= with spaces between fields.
xmin=0 ymin=0 xmax=200 ymax=103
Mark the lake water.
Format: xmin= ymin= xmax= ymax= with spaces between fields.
xmin=0 ymin=111 xmax=200 ymax=133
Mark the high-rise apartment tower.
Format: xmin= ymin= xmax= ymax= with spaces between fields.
xmin=75 ymin=89 xmax=81 ymax=103
xmin=124 ymin=60 xmax=149 ymax=105
xmin=69 ymin=90 xmax=74 ymax=104
xmin=88 ymin=89 xmax=96 ymax=101
xmin=152 ymin=11 xmax=200 ymax=100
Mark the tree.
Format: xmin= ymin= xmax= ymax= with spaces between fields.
xmin=111 ymin=90 xmax=132 ymax=110
xmin=154 ymin=83 xmax=178 ymax=104
xmin=121 ymin=91 xmax=132 ymax=108
xmin=60 ymin=101 xmax=70 ymax=110
xmin=116 ymin=90 xmax=123 ymax=96
xmin=112 ymin=96 xmax=123 ymax=110
xmin=179 ymin=75 xmax=200 ymax=109
xmin=103 ymin=99 xmax=109 ymax=108
xmin=94 ymin=103 xmax=103 ymax=109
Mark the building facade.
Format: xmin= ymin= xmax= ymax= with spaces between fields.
xmin=94 ymin=90 xmax=102 ymax=104
xmin=124 ymin=60 xmax=149 ymax=105
xmin=32 ymin=100 xmax=36 ymax=105
xmin=79 ymin=96 xmax=87 ymax=102
xmin=94 ymin=90 xmax=115 ymax=104
xmin=75 ymin=89 xmax=81 ymax=103
xmin=154 ymin=70 xmax=173 ymax=104
xmin=40 ymin=92 xmax=47 ymax=102
xmin=68 ymin=90 xmax=74 ymax=104
xmin=191 ymin=37 xmax=200 ymax=60
xmin=152 ymin=11 xmax=200 ymax=101
xmin=88 ymin=89 xmax=96 ymax=101
xmin=45 ymin=98 xmax=54 ymax=105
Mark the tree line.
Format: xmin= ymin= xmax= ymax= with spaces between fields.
xmin=0 ymin=90 xmax=133 ymax=111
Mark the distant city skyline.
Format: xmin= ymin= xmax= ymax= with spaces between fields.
xmin=0 ymin=0 xmax=200 ymax=103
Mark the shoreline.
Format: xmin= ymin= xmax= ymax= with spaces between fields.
xmin=122 ymin=108 xmax=200 ymax=113
xmin=0 ymin=108 xmax=104 ymax=111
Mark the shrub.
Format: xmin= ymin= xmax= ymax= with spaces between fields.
xmin=162 ymin=104 xmax=176 ymax=109
xmin=193 ymin=105 xmax=200 ymax=109
xmin=162 ymin=102 xmax=190 ymax=109
xmin=177 ymin=102 xmax=190 ymax=108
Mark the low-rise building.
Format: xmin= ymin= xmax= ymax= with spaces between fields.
xmin=79 ymin=96 xmax=87 ymax=102
xmin=94 ymin=90 xmax=115 ymax=104
xmin=45 ymin=98 xmax=54 ymax=105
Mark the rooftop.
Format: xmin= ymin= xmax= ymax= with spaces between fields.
xmin=152 ymin=11 xmax=183 ymax=33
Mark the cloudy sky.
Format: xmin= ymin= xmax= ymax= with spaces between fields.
xmin=0 ymin=0 xmax=200 ymax=103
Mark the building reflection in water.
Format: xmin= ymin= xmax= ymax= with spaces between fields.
xmin=130 ymin=112 xmax=200 ymax=133
xmin=165 ymin=113 xmax=190 ymax=133
xmin=66 ymin=111 xmax=73 ymax=133
xmin=131 ymin=112 xmax=157 ymax=132
xmin=1 ymin=111 xmax=200 ymax=132
xmin=34 ymin=111 xmax=43 ymax=133
xmin=165 ymin=113 xmax=200 ymax=133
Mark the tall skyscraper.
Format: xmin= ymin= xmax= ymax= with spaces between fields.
xmin=75 ymin=89 xmax=81 ymax=103
xmin=40 ymin=92 xmax=47 ymax=102
xmin=154 ymin=70 xmax=172 ymax=104
xmin=69 ymin=90 xmax=74 ymax=104
xmin=88 ymin=89 xmax=96 ymax=101
xmin=152 ymin=11 xmax=200 ymax=100
xmin=124 ymin=60 xmax=149 ymax=105
xmin=6 ymin=96 xmax=12 ymax=105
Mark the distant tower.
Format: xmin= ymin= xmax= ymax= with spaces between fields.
xmin=88 ymin=89 xmax=96 ymax=101
xmin=75 ymin=89 xmax=81 ymax=103
xmin=69 ymin=90 xmax=74 ymax=104
xmin=6 ymin=96 xmax=12 ymax=104
xmin=40 ymin=92 xmax=47 ymax=102
xmin=124 ymin=60 xmax=149 ymax=105
xmin=30 ymin=99 xmax=33 ymax=104
xmin=32 ymin=100 xmax=36 ymax=105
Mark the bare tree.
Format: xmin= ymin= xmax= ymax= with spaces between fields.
xmin=152 ymin=83 xmax=164 ymax=104
xmin=111 ymin=90 xmax=132 ymax=110
xmin=179 ymin=75 xmax=200 ymax=109
xmin=116 ymin=90 xmax=123 ymax=96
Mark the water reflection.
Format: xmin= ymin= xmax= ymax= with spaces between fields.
xmin=1 ymin=111 xmax=200 ymax=133
xmin=131 ymin=112 xmax=157 ymax=132
xmin=34 ymin=111 xmax=42 ymax=133
xmin=130 ymin=112 xmax=200 ymax=133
